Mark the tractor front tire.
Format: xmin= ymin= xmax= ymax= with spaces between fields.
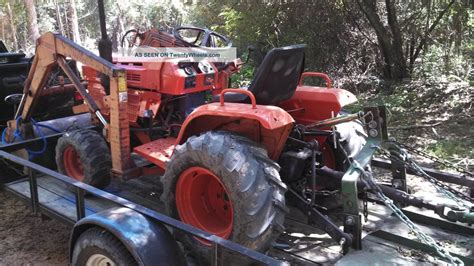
xmin=161 ymin=131 xmax=288 ymax=262
xmin=71 ymin=227 xmax=136 ymax=266
xmin=55 ymin=129 xmax=111 ymax=188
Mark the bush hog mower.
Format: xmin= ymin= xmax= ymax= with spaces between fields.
xmin=1 ymin=16 xmax=473 ymax=266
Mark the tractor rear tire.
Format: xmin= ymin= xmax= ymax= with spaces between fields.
xmin=327 ymin=119 xmax=367 ymax=171
xmin=71 ymin=227 xmax=136 ymax=266
xmin=55 ymin=129 xmax=111 ymax=188
xmin=161 ymin=131 xmax=287 ymax=262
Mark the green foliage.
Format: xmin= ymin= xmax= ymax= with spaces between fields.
xmin=409 ymin=3 xmax=473 ymax=81
xmin=346 ymin=78 xmax=473 ymax=163
xmin=230 ymin=63 xmax=254 ymax=88
xmin=36 ymin=4 xmax=56 ymax=34
xmin=192 ymin=0 xmax=473 ymax=84
xmin=188 ymin=1 xmax=353 ymax=76
xmin=427 ymin=139 xmax=473 ymax=160
xmin=414 ymin=45 xmax=472 ymax=80
xmin=344 ymin=86 xmax=418 ymax=118
xmin=1 ymin=0 xmax=471 ymax=83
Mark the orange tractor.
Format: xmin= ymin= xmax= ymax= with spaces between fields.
xmin=7 ymin=26 xmax=371 ymax=261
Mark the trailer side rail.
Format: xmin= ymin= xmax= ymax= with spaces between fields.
xmin=0 ymin=149 xmax=284 ymax=265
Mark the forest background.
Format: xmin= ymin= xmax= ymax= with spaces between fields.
xmin=1 ymin=0 xmax=472 ymax=166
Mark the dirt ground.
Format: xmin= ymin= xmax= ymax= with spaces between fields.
xmin=0 ymin=189 xmax=69 ymax=265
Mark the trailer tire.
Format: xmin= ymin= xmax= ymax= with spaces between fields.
xmin=71 ymin=227 xmax=136 ymax=266
xmin=55 ymin=129 xmax=111 ymax=188
xmin=161 ymin=131 xmax=287 ymax=263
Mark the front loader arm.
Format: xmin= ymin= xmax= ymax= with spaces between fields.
xmin=14 ymin=32 xmax=133 ymax=178
xmin=16 ymin=32 xmax=119 ymax=121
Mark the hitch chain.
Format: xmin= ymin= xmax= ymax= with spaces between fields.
xmin=352 ymin=161 xmax=464 ymax=265
xmin=362 ymin=188 xmax=369 ymax=222
xmin=380 ymin=142 xmax=472 ymax=209
xmin=391 ymin=140 xmax=473 ymax=178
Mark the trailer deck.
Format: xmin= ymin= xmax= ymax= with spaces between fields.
xmin=0 ymin=150 xmax=283 ymax=265
xmin=3 ymin=159 xmax=472 ymax=265
xmin=273 ymin=192 xmax=473 ymax=265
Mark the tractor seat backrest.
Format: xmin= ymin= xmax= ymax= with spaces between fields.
xmin=248 ymin=44 xmax=305 ymax=105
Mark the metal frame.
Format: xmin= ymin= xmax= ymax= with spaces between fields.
xmin=0 ymin=149 xmax=284 ymax=265
xmin=372 ymin=157 xmax=474 ymax=194
xmin=371 ymin=230 xmax=473 ymax=265
xmin=10 ymin=32 xmax=133 ymax=179
xmin=341 ymin=106 xmax=388 ymax=250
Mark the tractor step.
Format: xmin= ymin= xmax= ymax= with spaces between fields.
xmin=133 ymin=137 xmax=176 ymax=169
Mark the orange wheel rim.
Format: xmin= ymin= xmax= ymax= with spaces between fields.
xmin=63 ymin=146 xmax=84 ymax=181
xmin=175 ymin=166 xmax=234 ymax=245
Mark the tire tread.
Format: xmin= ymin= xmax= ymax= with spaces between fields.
xmin=161 ymin=131 xmax=287 ymax=261
xmin=55 ymin=129 xmax=111 ymax=188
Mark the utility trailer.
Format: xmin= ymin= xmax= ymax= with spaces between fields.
xmin=0 ymin=135 xmax=282 ymax=265
xmin=1 ymin=128 xmax=473 ymax=265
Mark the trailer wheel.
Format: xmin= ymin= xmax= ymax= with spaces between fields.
xmin=161 ymin=131 xmax=287 ymax=262
xmin=56 ymin=129 xmax=111 ymax=188
xmin=72 ymin=227 xmax=136 ymax=266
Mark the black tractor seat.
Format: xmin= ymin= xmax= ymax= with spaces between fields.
xmin=215 ymin=44 xmax=306 ymax=105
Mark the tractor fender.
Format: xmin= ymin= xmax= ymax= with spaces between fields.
xmin=70 ymin=207 xmax=185 ymax=266
xmin=279 ymin=86 xmax=358 ymax=125
xmin=176 ymin=102 xmax=295 ymax=160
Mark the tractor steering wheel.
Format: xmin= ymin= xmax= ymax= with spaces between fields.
xmin=173 ymin=26 xmax=232 ymax=48
xmin=121 ymin=29 xmax=142 ymax=48
xmin=4 ymin=94 xmax=23 ymax=105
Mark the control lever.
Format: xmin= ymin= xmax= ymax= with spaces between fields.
xmin=244 ymin=45 xmax=255 ymax=64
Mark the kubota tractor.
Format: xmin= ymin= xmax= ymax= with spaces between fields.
xmin=7 ymin=27 xmax=374 ymax=261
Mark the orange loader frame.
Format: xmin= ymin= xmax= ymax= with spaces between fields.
xmin=11 ymin=32 xmax=297 ymax=180
xmin=12 ymin=32 xmax=132 ymax=178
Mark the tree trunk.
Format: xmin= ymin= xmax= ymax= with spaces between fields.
xmin=452 ymin=4 xmax=462 ymax=55
xmin=55 ymin=0 xmax=64 ymax=35
xmin=63 ymin=5 xmax=71 ymax=40
xmin=6 ymin=1 xmax=18 ymax=51
xmin=24 ymin=0 xmax=41 ymax=45
xmin=67 ymin=0 xmax=81 ymax=44
xmin=23 ymin=25 xmax=28 ymax=51
xmin=112 ymin=2 xmax=125 ymax=52
xmin=385 ymin=0 xmax=407 ymax=79
xmin=1 ymin=18 xmax=5 ymax=42
xmin=356 ymin=0 xmax=408 ymax=80
xmin=408 ymin=36 xmax=415 ymax=68
xmin=111 ymin=18 xmax=119 ymax=52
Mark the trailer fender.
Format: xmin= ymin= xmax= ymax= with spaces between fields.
xmin=176 ymin=102 xmax=295 ymax=161
xmin=70 ymin=207 xmax=184 ymax=266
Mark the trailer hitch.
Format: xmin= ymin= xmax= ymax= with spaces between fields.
xmin=444 ymin=208 xmax=474 ymax=224
xmin=377 ymin=184 xmax=474 ymax=225
xmin=318 ymin=166 xmax=474 ymax=226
